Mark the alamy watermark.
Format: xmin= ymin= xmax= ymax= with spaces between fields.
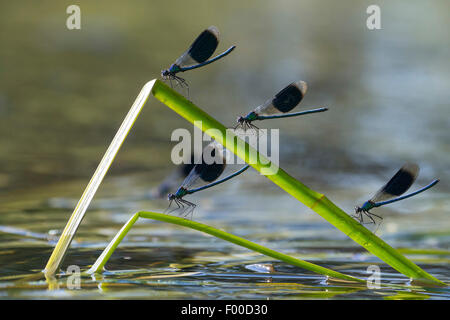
xmin=366 ymin=5 xmax=381 ymax=30
xmin=66 ymin=5 xmax=81 ymax=30
xmin=66 ymin=265 xmax=81 ymax=289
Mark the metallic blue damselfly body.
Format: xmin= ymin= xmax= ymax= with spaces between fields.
xmin=354 ymin=163 xmax=439 ymax=224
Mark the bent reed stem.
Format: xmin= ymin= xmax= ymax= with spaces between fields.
xmin=87 ymin=211 xmax=363 ymax=283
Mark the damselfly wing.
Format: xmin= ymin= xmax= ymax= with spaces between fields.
xmin=236 ymin=81 xmax=327 ymax=130
xmin=173 ymin=26 xmax=220 ymax=69
xmin=370 ymin=163 xmax=419 ymax=203
xmin=254 ymin=80 xmax=307 ymax=116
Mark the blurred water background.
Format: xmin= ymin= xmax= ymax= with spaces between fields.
xmin=0 ymin=0 xmax=449 ymax=299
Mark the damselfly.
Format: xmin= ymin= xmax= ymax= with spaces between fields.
xmin=150 ymin=153 xmax=197 ymax=199
xmin=354 ymin=163 xmax=439 ymax=224
xmin=166 ymin=144 xmax=249 ymax=218
xmin=236 ymin=81 xmax=328 ymax=130
xmin=161 ymin=26 xmax=235 ymax=92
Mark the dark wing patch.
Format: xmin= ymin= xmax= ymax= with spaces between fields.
xmin=371 ymin=163 xmax=419 ymax=202
xmin=272 ymin=83 xmax=304 ymax=113
xmin=188 ymin=28 xmax=219 ymax=64
xmin=180 ymin=153 xmax=197 ymax=177
xmin=194 ymin=146 xmax=226 ymax=183
xmin=196 ymin=162 xmax=226 ymax=182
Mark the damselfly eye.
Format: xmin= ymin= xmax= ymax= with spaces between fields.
xmin=161 ymin=26 xmax=235 ymax=91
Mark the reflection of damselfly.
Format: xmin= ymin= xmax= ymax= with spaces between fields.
xmin=166 ymin=143 xmax=249 ymax=218
xmin=354 ymin=163 xmax=439 ymax=225
xmin=236 ymin=81 xmax=328 ymax=130
xmin=161 ymin=26 xmax=235 ymax=94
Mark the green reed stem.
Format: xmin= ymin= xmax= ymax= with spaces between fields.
xmin=44 ymin=81 xmax=156 ymax=277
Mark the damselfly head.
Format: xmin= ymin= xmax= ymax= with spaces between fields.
xmin=167 ymin=193 xmax=176 ymax=201
xmin=161 ymin=64 xmax=181 ymax=79
xmin=237 ymin=116 xmax=246 ymax=124
xmin=235 ymin=115 xmax=251 ymax=131
xmin=237 ymin=111 xmax=257 ymax=124
xmin=355 ymin=201 xmax=373 ymax=214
